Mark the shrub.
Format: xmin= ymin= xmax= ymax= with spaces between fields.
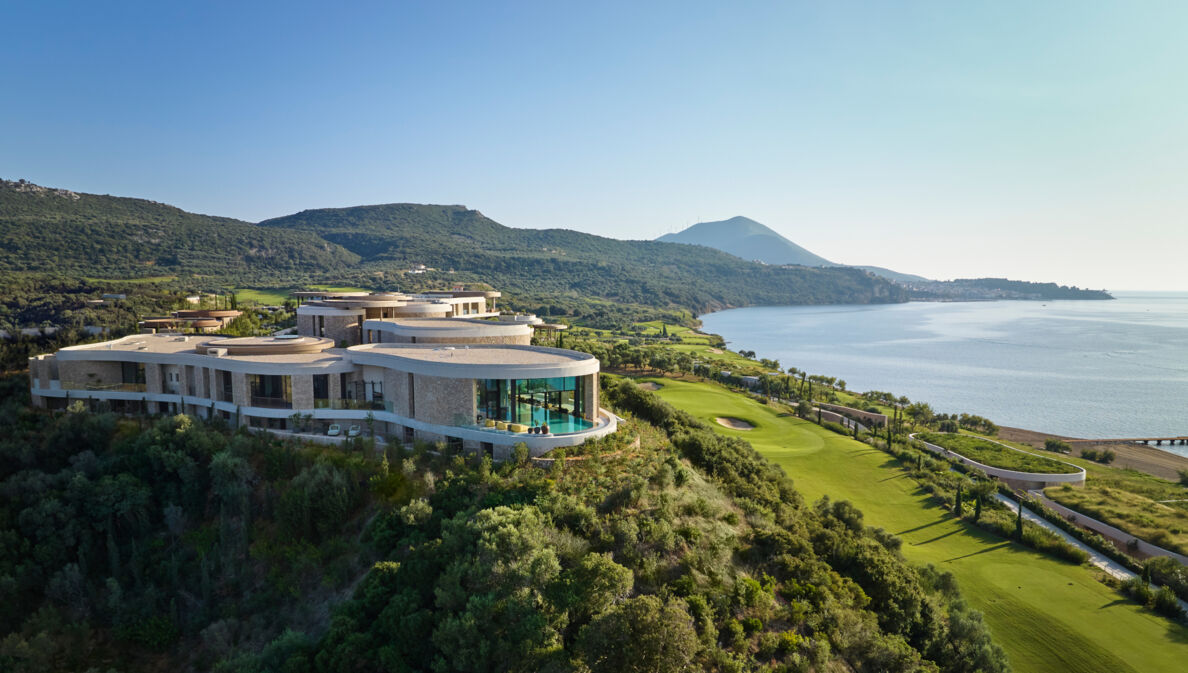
xmin=1153 ymin=586 xmax=1185 ymax=620
xmin=1080 ymin=448 xmax=1117 ymax=465
xmin=1044 ymin=438 xmax=1072 ymax=454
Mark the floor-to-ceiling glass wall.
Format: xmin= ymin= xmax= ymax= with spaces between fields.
xmin=475 ymin=376 xmax=590 ymax=432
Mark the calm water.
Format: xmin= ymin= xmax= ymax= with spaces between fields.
xmin=700 ymin=293 xmax=1188 ymax=455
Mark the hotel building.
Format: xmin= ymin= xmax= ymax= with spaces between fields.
xmin=28 ymin=289 xmax=613 ymax=459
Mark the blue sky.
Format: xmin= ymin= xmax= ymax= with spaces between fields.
xmin=3 ymin=1 xmax=1187 ymax=290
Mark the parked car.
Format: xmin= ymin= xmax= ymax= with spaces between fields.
xmin=327 ymin=424 xmax=342 ymax=437
xmin=347 ymin=424 xmax=362 ymax=438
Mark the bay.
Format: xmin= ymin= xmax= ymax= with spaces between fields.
xmin=700 ymin=293 xmax=1188 ymax=455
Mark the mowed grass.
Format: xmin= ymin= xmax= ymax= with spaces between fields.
xmin=234 ymin=288 xmax=291 ymax=305
xmin=306 ymin=284 xmax=369 ymax=293
xmin=641 ymin=376 xmax=1188 ymax=673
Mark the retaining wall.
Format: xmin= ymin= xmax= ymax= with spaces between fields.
xmin=1033 ymin=491 xmax=1188 ymax=565
xmin=913 ymin=434 xmax=1085 ymax=488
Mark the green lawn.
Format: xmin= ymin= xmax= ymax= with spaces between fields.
xmin=633 ymin=321 xmax=717 ymax=345
xmin=917 ymin=432 xmax=1077 ymax=474
xmin=234 ymin=287 xmax=291 ymax=305
xmin=641 ymin=376 xmax=1188 ymax=673
xmin=306 ymin=284 xmax=369 ymax=293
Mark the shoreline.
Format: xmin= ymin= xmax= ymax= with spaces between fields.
xmin=997 ymin=425 xmax=1188 ymax=482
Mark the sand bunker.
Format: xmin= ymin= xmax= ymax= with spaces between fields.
xmin=707 ymin=348 xmax=723 ymax=354
xmin=638 ymin=381 xmax=662 ymax=391
xmin=716 ymin=417 xmax=754 ymax=430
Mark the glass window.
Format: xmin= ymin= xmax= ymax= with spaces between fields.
xmin=474 ymin=376 xmax=591 ymax=432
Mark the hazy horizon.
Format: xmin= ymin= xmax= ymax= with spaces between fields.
xmin=5 ymin=1 xmax=1187 ymax=291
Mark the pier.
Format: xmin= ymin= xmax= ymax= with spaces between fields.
xmin=1066 ymin=436 xmax=1188 ymax=446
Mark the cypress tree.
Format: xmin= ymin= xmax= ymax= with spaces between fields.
xmin=1015 ymin=505 xmax=1024 ymax=541
xmin=954 ymin=485 xmax=964 ymax=517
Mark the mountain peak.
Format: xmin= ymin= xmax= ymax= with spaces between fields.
xmin=657 ymin=216 xmax=836 ymax=267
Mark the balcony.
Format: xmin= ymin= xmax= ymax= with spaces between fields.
xmin=314 ymin=398 xmax=391 ymax=412
xmin=61 ymin=381 xmax=147 ymax=393
xmin=250 ymin=396 xmax=293 ymax=409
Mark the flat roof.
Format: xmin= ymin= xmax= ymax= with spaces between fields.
xmin=197 ymin=335 xmax=335 ymax=355
xmin=365 ymin=345 xmax=584 ymax=365
xmin=58 ymin=334 xmax=352 ymax=367
xmin=364 ymin=317 xmax=531 ymax=336
xmin=348 ymin=343 xmax=599 ymax=378
xmin=65 ymin=334 xmax=203 ymax=355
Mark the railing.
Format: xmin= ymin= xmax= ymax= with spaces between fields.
xmin=61 ymin=381 xmax=147 ymax=392
xmin=250 ymin=396 xmax=293 ymax=409
xmin=313 ymin=398 xmax=392 ymax=412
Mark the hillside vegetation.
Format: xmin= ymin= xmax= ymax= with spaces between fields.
xmin=0 ymin=374 xmax=1008 ymax=672
xmin=0 ymin=180 xmax=907 ymax=317
xmin=0 ymin=180 xmax=359 ymax=278
xmin=259 ymin=203 xmax=906 ymax=311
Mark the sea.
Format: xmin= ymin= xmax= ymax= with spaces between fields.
xmin=700 ymin=292 xmax=1188 ymax=456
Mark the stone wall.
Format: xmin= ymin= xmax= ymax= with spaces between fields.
xmin=145 ymin=363 xmax=163 ymax=394
xmin=414 ymin=374 xmax=476 ymax=426
xmin=818 ymin=402 xmax=887 ymax=428
xmin=58 ymin=359 xmax=122 ymax=387
xmin=325 ymin=314 xmax=361 ymax=346
xmin=383 ymin=367 xmax=410 ymax=414
xmin=582 ymin=374 xmax=598 ymax=421
xmin=231 ymin=371 xmax=248 ymax=407
xmin=296 ymin=314 xmax=316 ymax=338
xmin=292 ymin=374 xmax=314 ymax=410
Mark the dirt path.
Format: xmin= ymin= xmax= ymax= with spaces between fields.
xmin=999 ymin=425 xmax=1188 ymax=481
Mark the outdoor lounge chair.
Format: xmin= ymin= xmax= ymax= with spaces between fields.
xmin=327 ymin=423 xmax=342 ymax=436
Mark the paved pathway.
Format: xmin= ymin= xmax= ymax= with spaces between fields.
xmin=994 ymin=493 xmax=1188 ymax=613
xmin=993 ymin=493 xmax=1133 ymax=580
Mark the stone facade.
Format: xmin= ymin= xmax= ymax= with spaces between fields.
xmin=292 ymin=374 xmax=314 ymax=411
xmin=58 ymin=359 xmax=122 ymax=387
xmin=583 ymin=374 xmax=598 ymax=421
xmin=414 ymin=374 xmax=476 ymax=426
xmin=324 ymin=314 xmax=361 ymax=346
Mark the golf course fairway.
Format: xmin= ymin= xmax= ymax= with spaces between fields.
xmin=641 ymin=376 xmax=1188 ymax=673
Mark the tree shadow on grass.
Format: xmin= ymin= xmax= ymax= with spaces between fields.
xmin=879 ymin=472 xmax=906 ymax=483
xmin=896 ymin=519 xmax=946 ymax=536
xmin=943 ymin=542 xmax=1011 ymax=563
xmin=915 ymin=529 xmax=961 ymax=546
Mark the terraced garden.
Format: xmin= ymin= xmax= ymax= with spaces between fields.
xmin=641 ymin=376 xmax=1188 ymax=673
xmin=917 ymin=432 xmax=1076 ymax=474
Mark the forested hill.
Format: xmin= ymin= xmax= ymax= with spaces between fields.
xmin=907 ymin=278 xmax=1114 ymax=301
xmin=0 ymin=179 xmax=360 ymax=277
xmin=0 ymin=179 xmax=907 ymax=313
xmin=257 ymin=203 xmax=907 ymax=311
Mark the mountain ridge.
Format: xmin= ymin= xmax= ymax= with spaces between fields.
xmin=0 ymin=180 xmax=908 ymax=316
